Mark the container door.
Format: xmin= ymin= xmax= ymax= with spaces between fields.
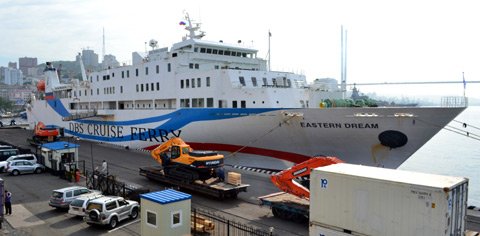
xmin=449 ymin=182 xmax=468 ymax=236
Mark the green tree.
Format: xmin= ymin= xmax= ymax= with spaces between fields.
xmin=0 ymin=97 xmax=14 ymax=112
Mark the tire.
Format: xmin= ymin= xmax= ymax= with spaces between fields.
xmin=35 ymin=168 xmax=43 ymax=174
xmin=89 ymin=209 xmax=100 ymax=221
xmin=0 ymin=167 xmax=4 ymax=173
xmin=12 ymin=170 xmax=20 ymax=176
xmin=109 ymin=216 xmax=118 ymax=229
xmin=130 ymin=208 xmax=138 ymax=219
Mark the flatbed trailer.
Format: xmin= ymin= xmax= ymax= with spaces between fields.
xmin=139 ymin=166 xmax=249 ymax=199
xmin=259 ymin=192 xmax=309 ymax=223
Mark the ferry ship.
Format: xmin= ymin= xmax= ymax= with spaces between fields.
xmin=27 ymin=14 xmax=466 ymax=168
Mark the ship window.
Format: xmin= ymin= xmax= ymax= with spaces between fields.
xmin=146 ymin=83 xmax=149 ymax=91
xmin=180 ymin=80 xmax=184 ymax=89
xmin=74 ymin=91 xmax=77 ymax=97
xmin=112 ymin=72 xmax=115 ymax=78
xmin=141 ymin=84 xmax=144 ymax=92
xmin=231 ymin=51 xmax=236 ymax=56
xmin=287 ymin=79 xmax=291 ymax=87
xmin=224 ymin=51 xmax=230 ymax=56
xmin=91 ymin=89 xmax=93 ymax=95
xmin=242 ymin=53 xmax=247 ymax=57
xmin=127 ymin=70 xmax=130 ymax=78
xmin=239 ymin=77 xmax=245 ymax=86
xmin=186 ymin=79 xmax=190 ymax=88
xmin=145 ymin=67 xmax=149 ymax=75
xmin=122 ymin=71 xmax=124 ymax=78
xmin=97 ymin=75 xmax=99 ymax=81
xmin=218 ymin=50 xmax=223 ymax=55
xmin=84 ymin=89 xmax=87 ymax=96
xmin=79 ymin=90 xmax=81 ymax=96
xmin=214 ymin=65 xmax=219 ymax=69
xmin=194 ymin=47 xmax=198 ymax=52
xmin=262 ymin=77 xmax=267 ymax=86
xmin=272 ymin=78 xmax=277 ymax=86
xmin=168 ymin=63 xmax=171 ymax=72
xmin=136 ymin=84 xmax=139 ymax=92
xmin=197 ymin=78 xmax=201 ymax=87
xmin=207 ymin=98 xmax=213 ymax=107
xmin=156 ymin=65 xmax=159 ymax=74
xmin=232 ymin=100 xmax=238 ymax=108
xmin=241 ymin=100 xmax=246 ymax=108
xmin=156 ymin=82 xmax=159 ymax=90
xmin=206 ymin=48 xmax=212 ymax=54
xmin=97 ymin=88 xmax=99 ymax=95
xmin=195 ymin=64 xmax=199 ymax=69
xmin=212 ymin=49 xmax=218 ymax=54
xmin=135 ymin=69 xmax=138 ymax=77
xmin=206 ymin=77 xmax=210 ymax=87
xmin=200 ymin=48 xmax=206 ymax=53
xmin=151 ymin=83 xmax=154 ymax=91
xmin=172 ymin=53 xmax=177 ymax=57
xmin=236 ymin=52 xmax=241 ymax=57
xmin=251 ymin=77 xmax=257 ymax=87
xmin=189 ymin=63 xmax=194 ymax=69
xmin=191 ymin=78 xmax=195 ymax=88
xmin=120 ymin=86 xmax=123 ymax=93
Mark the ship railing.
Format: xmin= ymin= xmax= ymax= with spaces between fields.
xmin=441 ymin=96 xmax=468 ymax=107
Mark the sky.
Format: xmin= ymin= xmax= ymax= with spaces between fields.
xmin=1 ymin=0 xmax=479 ymax=99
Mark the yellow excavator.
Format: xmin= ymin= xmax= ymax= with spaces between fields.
xmin=150 ymin=137 xmax=224 ymax=182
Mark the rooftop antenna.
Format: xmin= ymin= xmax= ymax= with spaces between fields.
xmin=102 ymin=27 xmax=105 ymax=63
xmin=267 ymin=30 xmax=272 ymax=71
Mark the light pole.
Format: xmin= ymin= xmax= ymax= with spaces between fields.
xmin=90 ymin=141 xmax=94 ymax=173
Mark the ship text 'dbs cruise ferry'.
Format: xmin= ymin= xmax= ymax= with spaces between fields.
xmin=27 ymin=14 xmax=466 ymax=169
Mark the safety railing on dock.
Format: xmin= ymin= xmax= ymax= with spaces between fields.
xmin=441 ymin=96 xmax=468 ymax=107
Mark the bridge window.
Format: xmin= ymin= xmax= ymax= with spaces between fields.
xmin=186 ymin=79 xmax=190 ymax=88
xmin=263 ymin=77 xmax=267 ymax=86
xmin=156 ymin=65 xmax=159 ymax=74
xmin=127 ymin=70 xmax=130 ymax=78
xmin=239 ymin=77 xmax=245 ymax=86
xmin=207 ymin=98 xmax=213 ymax=107
xmin=200 ymin=48 xmax=206 ymax=53
xmin=145 ymin=67 xmax=149 ymax=75
xmin=251 ymin=77 xmax=257 ymax=87
xmin=156 ymin=82 xmax=160 ymax=90
xmin=135 ymin=68 xmax=139 ymax=77
xmin=197 ymin=78 xmax=201 ymax=87
xmin=180 ymin=80 xmax=184 ymax=89
xmin=191 ymin=78 xmax=195 ymax=88
xmin=206 ymin=77 xmax=210 ymax=87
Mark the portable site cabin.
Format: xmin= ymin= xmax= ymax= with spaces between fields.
xmin=40 ymin=141 xmax=79 ymax=174
xmin=140 ymin=189 xmax=192 ymax=236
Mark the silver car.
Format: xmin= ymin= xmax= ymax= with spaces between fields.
xmin=6 ymin=160 xmax=44 ymax=176
xmin=49 ymin=186 xmax=102 ymax=209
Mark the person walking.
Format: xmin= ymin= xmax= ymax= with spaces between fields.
xmin=5 ymin=190 xmax=12 ymax=215
xmin=100 ymin=160 xmax=108 ymax=175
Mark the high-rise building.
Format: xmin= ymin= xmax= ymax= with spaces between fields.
xmin=102 ymin=54 xmax=120 ymax=69
xmin=8 ymin=62 xmax=17 ymax=69
xmin=76 ymin=49 xmax=99 ymax=71
xmin=1 ymin=67 xmax=24 ymax=85
xmin=19 ymin=57 xmax=38 ymax=75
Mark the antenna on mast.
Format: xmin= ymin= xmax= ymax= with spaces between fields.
xmin=340 ymin=26 xmax=347 ymax=98
xmin=267 ymin=30 xmax=272 ymax=71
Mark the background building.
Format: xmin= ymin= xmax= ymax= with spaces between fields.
xmin=19 ymin=57 xmax=38 ymax=75
xmin=1 ymin=67 xmax=23 ymax=85
xmin=76 ymin=49 xmax=99 ymax=72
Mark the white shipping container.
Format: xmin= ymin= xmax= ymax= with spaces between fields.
xmin=310 ymin=163 xmax=468 ymax=236
xmin=310 ymin=222 xmax=367 ymax=236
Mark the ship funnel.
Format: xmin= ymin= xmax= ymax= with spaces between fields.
xmin=44 ymin=62 xmax=61 ymax=93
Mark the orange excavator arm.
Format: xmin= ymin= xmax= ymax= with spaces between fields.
xmin=150 ymin=137 xmax=190 ymax=164
xmin=270 ymin=156 xmax=343 ymax=199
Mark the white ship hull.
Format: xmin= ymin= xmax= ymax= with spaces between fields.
xmin=27 ymin=98 xmax=465 ymax=168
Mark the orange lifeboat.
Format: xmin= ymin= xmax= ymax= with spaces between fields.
xmin=37 ymin=80 xmax=46 ymax=92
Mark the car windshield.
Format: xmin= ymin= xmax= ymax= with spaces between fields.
xmin=52 ymin=191 xmax=63 ymax=198
xmin=86 ymin=202 xmax=103 ymax=212
xmin=70 ymin=199 xmax=84 ymax=207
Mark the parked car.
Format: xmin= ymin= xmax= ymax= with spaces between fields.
xmin=49 ymin=186 xmax=102 ymax=209
xmin=0 ymin=148 xmax=19 ymax=162
xmin=0 ymin=154 xmax=37 ymax=172
xmin=68 ymin=193 xmax=104 ymax=217
xmin=5 ymin=160 xmax=44 ymax=176
xmin=84 ymin=196 xmax=139 ymax=229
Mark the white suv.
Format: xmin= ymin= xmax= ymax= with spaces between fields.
xmin=84 ymin=196 xmax=139 ymax=229
xmin=68 ymin=193 xmax=104 ymax=217
xmin=0 ymin=154 xmax=36 ymax=172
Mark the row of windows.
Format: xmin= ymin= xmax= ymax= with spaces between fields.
xmin=180 ymin=77 xmax=211 ymax=89
xmin=239 ymin=76 xmax=292 ymax=87
xmin=91 ymin=64 xmax=171 ymax=82
xmin=75 ymin=85 xmax=124 ymax=97
xmin=180 ymin=98 xmax=214 ymax=108
xmin=195 ymin=47 xmax=253 ymax=58
xmin=136 ymin=82 xmax=161 ymax=92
